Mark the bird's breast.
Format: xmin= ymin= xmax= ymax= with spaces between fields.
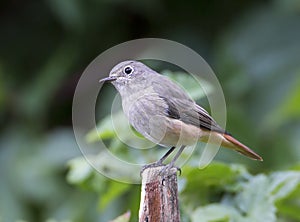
xmin=122 ymin=93 xmax=204 ymax=147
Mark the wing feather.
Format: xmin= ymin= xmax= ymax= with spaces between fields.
xmin=159 ymin=96 xmax=225 ymax=134
xmin=151 ymin=74 xmax=225 ymax=133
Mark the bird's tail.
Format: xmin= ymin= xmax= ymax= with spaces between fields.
xmin=222 ymin=134 xmax=263 ymax=161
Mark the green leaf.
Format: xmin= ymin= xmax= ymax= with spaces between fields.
xmin=272 ymin=171 xmax=300 ymax=221
xmin=231 ymin=170 xmax=300 ymax=222
xmin=99 ymin=182 xmax=131 ymax=210
xmin=276 ymin=185 xmax=300 ymax=221
xmin=21 ymin=43 xmax=77 ymax=120
xmin=85 ymin=113 xmax=118 ymax=143
xmin=266 ymin=72 xmax=300 ymax=129
xmin=47 ymin=0 xmax=84 ymax=30
xmin=269 ymin=171 xmax=300 ymax=201
xmin=183 ymin=162 xmax=247 ymax=187
xmin=86 ymin=110 xmax=154 ymax=148
xmin=181 ymin=163 xmax=300 ymax=222
xmin=234 ymin=174 xmax=276 ymax=222
xmin=67 ymin=157 xmax=93 ymax=184
xmin=109 ymin=211 xmax=131 ymax=222
xmin=191 ymin=204 xmax=241 ymax=222
xmin=181 ymin=162 xmax=246 ymax=208
xmin=162 ymin=70 xmax=213 ymax=101
xmin=67 ymin=156 xmax=109 ymax=193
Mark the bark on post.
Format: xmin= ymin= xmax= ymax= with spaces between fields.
xmin=139 ymin=166 xmax=180 ymax=222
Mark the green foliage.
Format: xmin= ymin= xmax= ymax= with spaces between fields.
xmin=181 ymin=164 xmax=300 ymax=222
xmin=109 ymin=211 xmax=131 ymax=222
xmin=162 ymin=70 xmax=214 ymax=101
xmin=67 ymin=160 xmax=300 ymax=222
xmin=67 ymin=157 xmax=139 ymax=220
xmin=1 ymin=0 xmax=300 ymax=221
xmin=266 ymin=73 xmax=300 ymax=129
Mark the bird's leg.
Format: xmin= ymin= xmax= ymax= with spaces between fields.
xmin=156 ymin=146 xmax=176 ymax=165
xmin=140 ymin=146 xmax=176 ymax=174
xmin=161 ymin=145 xmax=186 ymax=176
xmin=169 ymin=145 xmax=186 ymax=168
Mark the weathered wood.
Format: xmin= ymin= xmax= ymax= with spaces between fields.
xmin=139 ymin=166 xmax=180 ymax=222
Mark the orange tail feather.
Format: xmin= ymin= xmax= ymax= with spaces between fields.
xmin=223 ymin=134 xmax=263 ymax=161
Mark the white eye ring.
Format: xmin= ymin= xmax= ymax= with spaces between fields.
xmin=123 ymin=65 xmax=134 ymax=75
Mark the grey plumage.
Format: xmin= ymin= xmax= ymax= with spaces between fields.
xmin=100 ymin=60 xmax=263 ymax=161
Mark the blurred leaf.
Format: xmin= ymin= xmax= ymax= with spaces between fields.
xmin=67 ymin=156 xmax=108 ymax=193
xmin=0 ymin=128 xmax=88 ymax=222
xmin=181 ymin=162 xmax=300 ymax=222
xmin=232 ymin=171 xmax=300 ymax=221
xmin=3 ymin=0 xmax=300 ymax=221
xmin=274 ymin=0 xmax=300 ymax=12
xmin=217 ymin=5 xmax=300 ymax=122
xmin=109 ymin=211 xmax=131 ymax=222
xmin=235 ymin=174 xmax=277 ymax=222
xmin=191 ymin=204 xmax=240 ymax=222
xmin=46 ymin=0 xmax=83 ymax=31
xmin=266 ymin=72 xmax=300 ymax=128
xmin=21 ymin=43 xmax=77 ymax=121
xmin=162 ymin=70 xmax=214 ymax=101
xmin=183 ymin=162 xmax=248 ymax=187
xmin=89 ymin=151 xmax=141 ymax=183
xmin=86 ymin=123 xmax=114 ymax=143
xmin=0 ymin=64 xmax=6 ymax=108
xmin=67 ymin=150 xmax=141 ymax=187
xmin=269 ymin=171 xmax=300 ymax=201
xmin=99 ymin=182 xmax=130 ymax=210
xmin=219 ymin=8 xmax=300 ymax=81
xmin=181 ymin=163 xmax=247 ymax=207
xmin=67 ymin=157 xmax=93 ymax=184
xmin=276 ymin=184 xmax=300 ymax=221
xmin=86 ymin=109 xmax=154 ymax=150
xmin=215 ymin=3 xmax=300 ymax=169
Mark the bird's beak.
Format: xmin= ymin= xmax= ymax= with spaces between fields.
xmin=99 ymin=76 xmax=117 ymax=83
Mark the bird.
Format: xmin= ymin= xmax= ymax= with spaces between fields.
xmin=99 ymin=60 xmax=263 ymax=169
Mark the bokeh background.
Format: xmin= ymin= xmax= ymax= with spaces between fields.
xmin=1 ymin=0 xmax=300 ymax=221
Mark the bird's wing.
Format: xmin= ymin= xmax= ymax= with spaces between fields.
xmin=150 ymin=74 xmax=263 ymax=160
xmin=159 ymin=96 xmax=226 ymax=134
xmin=151 ymin=75 xmax=194 ymax=102
xmin=151 ymin=74 xmax=226 ymax=133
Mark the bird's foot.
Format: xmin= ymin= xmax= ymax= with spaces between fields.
xmin=159 ymin=163 xmax=181 ymax=177
xmin=140 ymin=160 xmax=166 ymax=175
xmin=140 ymin=160 xmax=182 ymax=177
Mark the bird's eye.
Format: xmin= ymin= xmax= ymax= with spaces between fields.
xmin=124 ymin=66 xmax=133 ymax=75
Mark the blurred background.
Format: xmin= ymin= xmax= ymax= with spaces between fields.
xmin=1 ymin=0 xmax=300 ymax=221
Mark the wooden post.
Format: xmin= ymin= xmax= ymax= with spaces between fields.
xmin=139 ymin=166 xmax=180 ymax=222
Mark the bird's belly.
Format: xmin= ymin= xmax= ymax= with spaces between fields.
xmin=123 ymin=95 xmax=205 ymax=147
xmin=151 ymin=117 xmax=205 ymax=147
xmin=132 ymin=113 xmax=204 ymax=147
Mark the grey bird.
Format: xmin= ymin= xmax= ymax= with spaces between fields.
xmin=100 ymin=60 xmax=263 ymax=168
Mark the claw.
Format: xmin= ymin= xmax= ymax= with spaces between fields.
xmin=176 ymin=167 xmax=182 ymax=176
xmin=140 ymin=161 xmax=166 ymax=176
xmin=140 ymin=145 xmax=185 ymax=177
xmin=158 ymin=164 xmax=181 ymax=178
